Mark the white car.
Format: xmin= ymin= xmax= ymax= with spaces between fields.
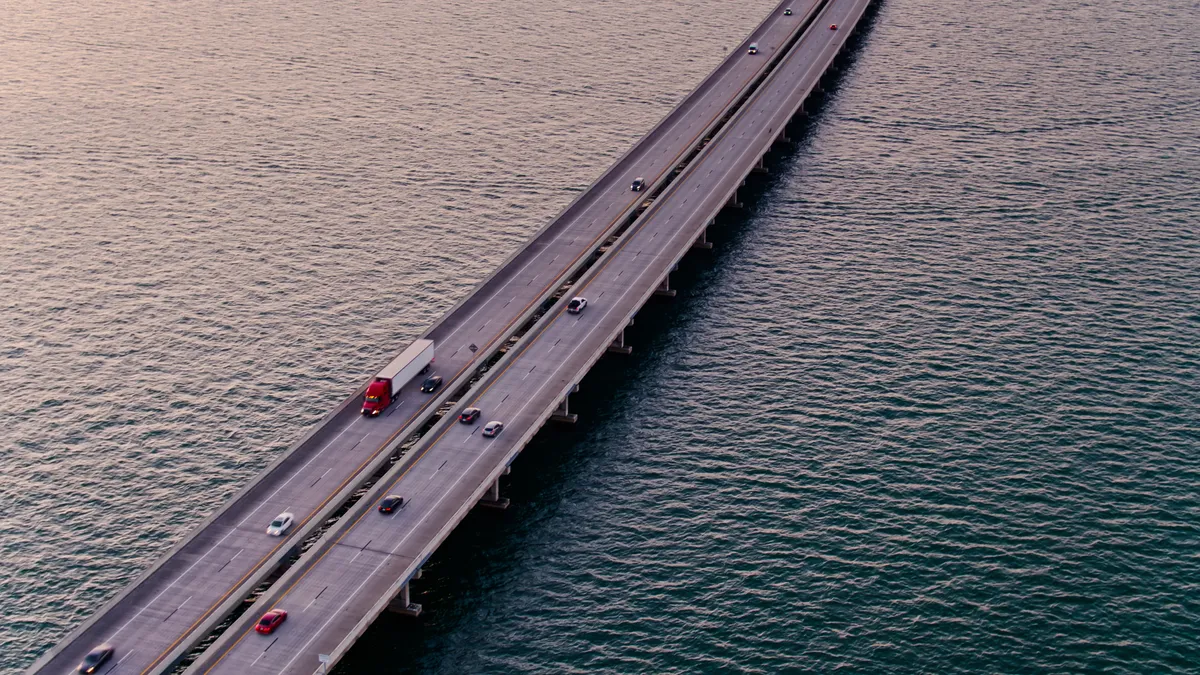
xmin=567 ymin=297 xmax=588 ymax=314
xmin=482 ymin=421 xmax=504 ymax=438
xmin=266 ymin=512 xmax=294 ymax=536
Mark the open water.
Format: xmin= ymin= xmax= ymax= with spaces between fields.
xmin=1 ymin=0 xmax=1198 ymax=673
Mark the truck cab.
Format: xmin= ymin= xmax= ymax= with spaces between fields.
xmin=361 ymin=379 xmax=392 ymax=416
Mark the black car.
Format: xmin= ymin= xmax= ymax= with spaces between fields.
xmin=748 ymin=42 xmax=759 ymax=54
xmin=784 ymin=7 xmax=793 ymax=15
xmin=458 ymin=407 xmax=481 ymax=424
xmin=631 ymin=176 xmax=646 ymax=192
xmin=378 ymin=494 xmax=405 ymax=514
xmin=420 ymin=375 xmax=443 ymax=393
xmin=78 ymin=644 xmax=114 ymax=674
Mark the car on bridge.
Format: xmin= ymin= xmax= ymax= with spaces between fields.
xmin=567 ymin=297 xmax=588 ymax=314
xmin=420 ymin=375 xmax=443 ymax=393
xmin=482 ymin=421 xmax=504 ymax=438
xmin=77 ymin=644 xmax=113 ymax=674
xmin=459 ymin=407 xmax=481 ymax=424
xmin=255 ymin=609 xmax=288 ymax=635
xmin=748 ymin=42 xmax=759 ymax=54
xmin=378 ymin=495 xmax=406 ymax=514
xmin=266 ymin=512 xmax=294 ymax=536
xmin=630 ymin=177 xmax=646 ymax=192
xmin=785 ymin=7 xmax=793 ymax=15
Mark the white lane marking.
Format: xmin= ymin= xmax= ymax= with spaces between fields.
xmin=162 ymin=595 xmax=194 ymax=623
xmin=105 ymin=525 xmax=234 ymax=642
xmin=251 ymin=640 xmax=274 ymax=665
xmin=108 ymin=649 xmax=136 ymax=672
xmin=278 ymin=388 xmax=548 ymax=675
xmin=454 ymin=252 xmax=545 ymax=334
xmin=309 ymin=468 xmax=332 ymax=488
xmin=237 ymin=422 xmax=356 ymax=528
xmin=303 ymin=586 xmax=329 ymax=612
xmin=108 ymin=415 xmax=363 ymax=640
xmin=216 ymin=548 xmax=244 ymax=574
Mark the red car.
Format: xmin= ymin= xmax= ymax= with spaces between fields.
xmin=255 ymin=608 xmax=288 ymax=635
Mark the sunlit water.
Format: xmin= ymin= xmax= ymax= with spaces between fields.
xmin=2 ymin=0 xmax=1197 ymax=672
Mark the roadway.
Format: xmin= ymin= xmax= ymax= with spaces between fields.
xmin=189 ymin=0 xmax=872 ymax=672
xmin=28 ymin=2 xmax=824 ymax=673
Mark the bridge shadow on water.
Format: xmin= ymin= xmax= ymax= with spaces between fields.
xmin=334 ymin=5 xmax=884 ymax=672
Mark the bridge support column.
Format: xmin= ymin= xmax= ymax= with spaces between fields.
xmin=654 ymin=275 xmax=677 ymax=298
xmin=551 ymin=385 xmax=579 ymax=424
xmin=387 ymin=581 xmax=422 ymax=617
xmin=607 ymin=329 xmax=633 ymax=355
xmin=478 ymin=477 xmax=509 ymax=510
xmin=752 ymin=155 xmax=769 ymax=174
xmin=692 ymin=228 xmax=713 ymax=251
xmin=727 ymin=190 xmax=743 ymax=209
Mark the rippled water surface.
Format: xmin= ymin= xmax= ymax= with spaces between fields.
xmin=2 ymin=0 xmax=1198 ymax=672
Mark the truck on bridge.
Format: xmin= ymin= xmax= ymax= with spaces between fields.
xmin=361 ymin=339 xmax=435 ymax=416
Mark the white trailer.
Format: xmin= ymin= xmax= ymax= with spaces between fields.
xmin=361 ymin=339 xmax=436 ymax=415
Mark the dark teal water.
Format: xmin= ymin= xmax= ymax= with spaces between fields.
xmin=3 ymin=0 xmax=1199 ymax=672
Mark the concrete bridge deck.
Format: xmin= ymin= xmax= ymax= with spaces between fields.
xmin=28 ymin=3 xmax=831 ymax=674
xmin=189 ymin=0 xmax=874 ymax=672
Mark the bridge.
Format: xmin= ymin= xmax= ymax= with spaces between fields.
xmin=28 ymin=0 xmax=875 ymax=673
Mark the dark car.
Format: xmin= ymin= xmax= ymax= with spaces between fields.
xmin=784 ymin=7 xmax=793 ymax=14
xmin=78 ymin=644 xmax=114 ymax=674
xmin=255 ymin=608 xmax=288 ymax=635
xmin=631 ymin=176 xmax=646 ymax=192
xmin=459 ymin=407 xmax=481 ymax=424
xmin=379 ymin=494 xmax=405 ymax=514
xmin=566 ymin=297 xmax=588 ymax=314
xmin=748 ymin=42 xmax=759 ymax=54
xmin=420 ymin=375 xmax=443 ymax=393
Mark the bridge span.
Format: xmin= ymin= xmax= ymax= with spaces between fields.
xmin=29 ymin=0 xmax=875 ymax=673
xmin=190 ymin=0 xmax=875 ymax=673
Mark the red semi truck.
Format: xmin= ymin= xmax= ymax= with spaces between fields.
xmin=361 ymin=339 xmax=436 ymax=416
